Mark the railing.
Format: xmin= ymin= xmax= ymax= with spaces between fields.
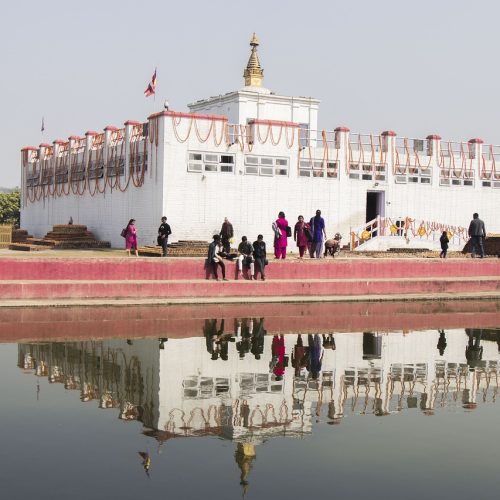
xmin=0 ymin=225 xmax=12 ymax=248
xmin=350 ymin=216 xmax=469 ymax=250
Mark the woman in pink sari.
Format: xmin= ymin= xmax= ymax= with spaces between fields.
xmin=274 ymin=211 xmax=289 ymax=259
xmin=125 ymin=219 xmax=138 ymax=257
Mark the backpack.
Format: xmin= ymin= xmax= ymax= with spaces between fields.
xmin=120 ymin=228 xmax=127 ymax=238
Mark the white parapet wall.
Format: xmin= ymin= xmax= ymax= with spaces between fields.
xmin=20 ymin=111 xmax=499 ymax=251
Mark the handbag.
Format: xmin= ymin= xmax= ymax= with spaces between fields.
xmin=120 ymin=228 xmax=127 ymax=238
xmin=286 ymin=226 xmax=292 ymax=238
xmin=272 ymin=221 xmax=281 ymax=239
xmin=304 ymin=227 xmax=313 ymax=242
xmin=264 ymin=258 xmax=269 ymax=266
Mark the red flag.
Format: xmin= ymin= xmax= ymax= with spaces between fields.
xmin=144 ymin=69 xmax=157 ymax=97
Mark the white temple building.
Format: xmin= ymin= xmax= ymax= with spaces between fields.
xmin=20 ymin=34 xmax=499 ymax=250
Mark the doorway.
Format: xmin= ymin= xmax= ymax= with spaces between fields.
xmin=366 ymin=191 xmax=385 ymax=222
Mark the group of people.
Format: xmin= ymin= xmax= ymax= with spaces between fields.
xmin=273 ymin=210 xmax=327 ymax=259
xmin=206 ymin=210 xmax=335 ymax=281
xmin=439 ymin=212 xmax=487 ymax=259
xmin=123 ymin=211 xmax=487 ymax=262
xmin=121 ymin=217 xmax=172 ymax=257
xmin=208 ymin=233 xmax=267 ymax=281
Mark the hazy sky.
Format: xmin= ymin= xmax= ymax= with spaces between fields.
xmin=1 ymin=0 xmax=499 ymax=187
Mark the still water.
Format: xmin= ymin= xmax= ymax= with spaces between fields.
xmin=1 ymin=304 xmax=500 ymax=500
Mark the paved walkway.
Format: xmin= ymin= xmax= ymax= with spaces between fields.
xmin=1 ymin=291 xmax=499 ymax=308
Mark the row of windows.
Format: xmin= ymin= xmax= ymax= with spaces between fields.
xmin=348 ymin=163 xmax=386 ymax=182
xmin=26 ymin=155 xmax=146 ymax=186
xmin=188 ymin=152 xmax=290 ymax=177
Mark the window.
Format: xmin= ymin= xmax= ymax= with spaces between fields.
xmin=326 ymin=162 xmax=338 ymax=179
xmin=299 ymin=123 xmax=309 ymax=147
xmin=244 ymin=155 xmax=289 ymax=176
xmin=107 ymin=157 xmax=125 ymax=176
xmin=187 ymin=152 xmax=235 ymax=174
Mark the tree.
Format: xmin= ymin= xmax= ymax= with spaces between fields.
xmin=0 ymin=190 xmax=20 ymax=225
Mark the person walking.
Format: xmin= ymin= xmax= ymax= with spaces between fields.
xmin=294 ymin=215 xmax=311 ymax=259
xmin=158 ymin=216 xmax=172 ymax=257
xmin=468 ymin=213 xmax=486 ymax=258
xmin=253 ymin=234 xmax=267 ymax=281
xmin=220 ymin=217 xmax=234 ymax=254
xmin=237 ymin=236 xmax=255 ymax=279
xmin=309 ymin=210 xmax=326 ymax=258
xmin=274 ymin=211 xmax=289 ymax=259
xmin=124 ymin=219 xmax=138 ymax=257
xmin=207 ymin=235 xmax=228 ymax=281
xmin=439 ymin=231 xmax=449 ymax=259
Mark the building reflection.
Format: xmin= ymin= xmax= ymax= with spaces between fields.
xmin=17 ymin=324 xmax=500 ymax=494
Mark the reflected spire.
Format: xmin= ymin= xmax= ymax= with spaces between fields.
xmin=235 ymin=442 xmax=256 ymax=497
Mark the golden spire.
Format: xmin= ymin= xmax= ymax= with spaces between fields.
xmin=243 ymin=33 xmax=264 ymax=87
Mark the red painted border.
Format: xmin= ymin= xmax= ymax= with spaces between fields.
xmin=248 ymin=119 xmax=299 ymax=128
xmin=148 ymin=110 xmax=228 ymax=122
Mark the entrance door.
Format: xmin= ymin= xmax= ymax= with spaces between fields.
xmin=366 ymin=191 xmax=385 ymax=222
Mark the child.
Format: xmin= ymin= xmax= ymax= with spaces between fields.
xmin=439 ymin=231 xmax=449 ymax=258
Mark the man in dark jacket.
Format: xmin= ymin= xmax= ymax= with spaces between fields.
xmin=158 ymin=216 xmax=172 ymax=257
xmin=468 ymin=213 xmax=486 ymax=258
xmin=253 ymin=234 xmax=267 ymax=281
xmin=207 ymin=235 xmax=227 ymax=281
xmin=220 ymin=217 xmax=234 ymax=254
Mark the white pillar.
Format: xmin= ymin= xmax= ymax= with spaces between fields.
xmin=426 ymin=134 xmax=441 ymax=187
xmin=468 ymin=138 xmax=483 ymax=191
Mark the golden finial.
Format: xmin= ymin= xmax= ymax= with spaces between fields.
xmin=244 ymin=33 xmax=263 ymax=87
xmin=250 ymin=32 xmax=259 ymax=47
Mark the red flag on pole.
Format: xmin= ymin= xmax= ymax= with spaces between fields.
xmin=144 ymin=69 xmax=157 ymax=97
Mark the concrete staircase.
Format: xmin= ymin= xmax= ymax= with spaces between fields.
xmin=0 ymin=258 xmax=498 ymax=303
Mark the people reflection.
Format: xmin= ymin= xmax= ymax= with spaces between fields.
xmin=251 ymin=318 xmax=266 ymax=360
xmin=203 ymin=319 xmax=218 ymax=359
xmin=292 ymin=334 xmax=308 ymax=377
xmin=465 ymin=328 xmax=484 ymax=370
xmin=271 ymin=335 xmax=286 ymax=380
xmin=308 ymin=334 xmax=323 ymax=380
xmin=236 ymin=319 xmax=252 ymax=359
xmin=437 ymin=329 xmax=447 ymax=356
xmin=216 ymin=319 xmax=230 ymax=361
xmin=322 ymin=333 xmax=336 ymax=350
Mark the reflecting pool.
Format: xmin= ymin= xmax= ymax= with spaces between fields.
xmin=1 ymin=303 xmax=500 ymax=500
